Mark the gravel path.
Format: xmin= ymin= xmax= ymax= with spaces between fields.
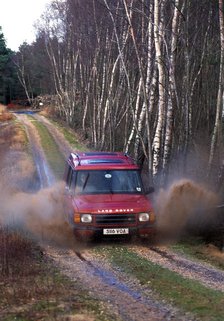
xmin=13 ymin=112 xmax=224 ymax=321
xmin=32 ymin=114 xmax=72 ymax=158
xmin=46 ymin=246 xmax=195 ymax=321
xmin=15 ymin=113 xmax=55 ymax=187
xmin=131 ymin=245 xmax=224 ymax=292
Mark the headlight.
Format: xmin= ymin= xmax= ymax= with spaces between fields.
xmin=139 ymin=213 xmax=150 ymax=222
xmin=81 ymin=214 xmax=92 ymax=223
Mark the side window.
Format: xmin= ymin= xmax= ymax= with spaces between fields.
xmin=70 ymin=170 xmax=77 ymax=192
xmin=66 ymin=166 xmax=73 ymax=188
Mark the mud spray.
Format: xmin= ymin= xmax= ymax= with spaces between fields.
xmin=0 ymin=181 xmax=86 ymax=251
xmin=0 ymin=177 xmax=222 ymax=248
xmin=0 ymin=124 xmax=85 ymax=251
xmin=2 ymin=122 xmax=220 ymax=248
xmin=155 ymin=179 xmax=221 ymax=241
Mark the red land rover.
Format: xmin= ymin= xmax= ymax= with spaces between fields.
xmin=64 ymin=152 xmax=156 ymax=240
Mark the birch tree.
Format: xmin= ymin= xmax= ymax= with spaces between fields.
xmin=162 ymin=0 xmax=181 ymax=179
xmin=14 ymin=48 xmax=33 ymax=105
xmin=31 ymin=0 xmax=224 ymax=187
xmin=208 ymin=0 xmax=224 ymax=175
xmin=152 ymin=0 xmax=166 ymax=179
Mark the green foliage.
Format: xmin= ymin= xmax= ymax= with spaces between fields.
xmin=0 ymin=26 xmax=19 ymax=104
xmin=14 ymin=38 xmax=53 ymax=100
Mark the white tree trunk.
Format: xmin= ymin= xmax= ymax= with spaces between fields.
xmin=162 ymin=0 xmax=180 ymax=174
xmin=152 ymin=0 xmax=166 ymax=178
xmin=208 ymin=0 xmax=224 ymax=173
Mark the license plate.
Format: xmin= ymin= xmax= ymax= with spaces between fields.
xmin=103 ymin=228 xmax=129 ymax=235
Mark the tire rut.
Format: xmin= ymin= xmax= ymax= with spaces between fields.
xmin=46 ymin=246 xmax=194 ymax=321
xmin=131 ymin=245 xmax=224 ymax=292
xmin=14 ymin=112 xmax=223 ymax=320
xmin=15 ymin=113 xmax=55 ymax=188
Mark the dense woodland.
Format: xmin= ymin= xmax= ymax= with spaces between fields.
xmin=1 ymin=0 xmax=224 ymax=189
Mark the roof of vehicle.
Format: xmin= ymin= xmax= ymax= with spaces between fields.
xmin=67 ymin=152 xmax=139 ymax=170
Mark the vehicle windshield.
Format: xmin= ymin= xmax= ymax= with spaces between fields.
xmin=73 ymin=170 xmax=143 ymax=195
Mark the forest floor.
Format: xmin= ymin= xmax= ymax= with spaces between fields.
xmin=1 ymin=106 xmax=224 ymax=320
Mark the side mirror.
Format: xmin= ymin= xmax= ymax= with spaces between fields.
xmin=64 ymin=186 xmax=74 ymax=196
xmin=145 ymin=186 xmax=155 ymax=194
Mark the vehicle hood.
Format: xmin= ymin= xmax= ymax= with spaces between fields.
xmin=73 ymin=194 xmax=153 ymax=213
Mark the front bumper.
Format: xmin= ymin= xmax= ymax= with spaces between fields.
xmin=72 ymin=224 xmax=156 ymax=241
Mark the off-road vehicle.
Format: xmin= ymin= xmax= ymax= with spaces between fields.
xmin=64 ymin=152 xmax=156 ymax=240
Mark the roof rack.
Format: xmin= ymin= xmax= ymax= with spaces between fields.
xmin=84 ymin=152 xmax=118 ymax=156
xmin=71 ymin=153 xmax=81 ymax=165
xmin=69 ymin=151 xmax=136 ymax=167
xmin=86 ymin=159 xmax=124 ymax=164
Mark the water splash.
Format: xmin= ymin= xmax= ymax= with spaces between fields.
xmin=0 ymin=182 xmax=81 ymax=250
xmin=155 ymin=179 xmax=220 ymax=238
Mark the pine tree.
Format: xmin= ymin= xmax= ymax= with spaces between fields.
xmin=0 ymin=27 xmax=15 ymax=104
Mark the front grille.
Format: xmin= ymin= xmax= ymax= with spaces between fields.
xmin=95 ymin=214 xmax=136 ymax=225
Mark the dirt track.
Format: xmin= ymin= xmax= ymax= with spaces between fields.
xmin=46 ymin=246 xmax=188 ymax=321
xmin=15 ymin=113 xmax=55 ymax=188
xmin=10 ymin=112 xmax=224 ymax=320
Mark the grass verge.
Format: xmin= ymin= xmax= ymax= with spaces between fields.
xmin=171 ymin=237 xmax=224 ymax=271
xmin=40 ymin=112 xmax=87 ymax=151
xmin=52 ymin=121 xmax=87 ymax=151
xmin=0 ymin=229 xmax=115 ymax=321
xmin=95 ymin=244 xmax=224 ymax=321
xmin=29 ymin=118 xmax=65 ymax=180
